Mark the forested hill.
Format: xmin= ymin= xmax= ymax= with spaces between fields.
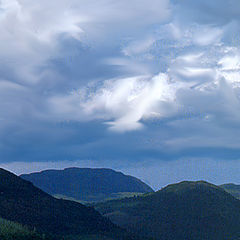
xmin=95 ymin=181 xmax=240 ymax=240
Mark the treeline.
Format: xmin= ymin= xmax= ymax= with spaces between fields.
xmin=0 ymin=218 xmax=49 ymax=240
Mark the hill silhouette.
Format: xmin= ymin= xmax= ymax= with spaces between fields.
xmin=0 ymin=168 xmax=134 ymax=239
xmin=95 ymin=181 xmax=240 ymax=240
xmin=21 ymin=168 xmax=153 ymax=202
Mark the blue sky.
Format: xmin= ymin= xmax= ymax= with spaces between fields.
xmin=1 ymin=0 xmax=240 ymax=189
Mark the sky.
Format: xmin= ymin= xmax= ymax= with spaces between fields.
xmin=1 ymin=0 xmax=240 ymax=190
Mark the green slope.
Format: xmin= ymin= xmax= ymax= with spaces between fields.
xmin=20 ymin=167 xmax=153 ymax=202
xmin=0 ymin=218 xmax=128 ymax=240
xmin=0 ymin=217 xmax=49 ymax=240
xmin=95 ymin=181 xmax=240 ymax=240
xmin=0 ymin=168 xmax=135 ymax=240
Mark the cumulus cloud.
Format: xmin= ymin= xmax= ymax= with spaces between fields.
xmin=49 ymin=73 xmax=184 ymax=131
xmin=0 ymin=0 xmax=171 ymax=131
xmin=48 ymin=33 xmax=240 ymax=132
xmin=0 ymin=0 xmax=83 ymax=84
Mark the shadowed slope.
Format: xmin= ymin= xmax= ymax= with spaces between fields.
xmin=0 ymin=168 xmax=132 ymax=239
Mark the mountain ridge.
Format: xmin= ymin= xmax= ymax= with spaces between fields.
xmin=21 ymin=167 xmax=153 ymax=202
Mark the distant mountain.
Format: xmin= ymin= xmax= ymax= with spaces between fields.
xmin=95 ymin=181 xmax=240 ymax=240
xmin=0 ymin=168 xmax=135 ymax=240
xmin=220 ymin=183 xmax=240 ymax=199
xmin=21 ymin=168 xmax=153 ymax=202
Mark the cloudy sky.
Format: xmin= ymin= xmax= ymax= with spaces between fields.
xmin=1 ymin=0 xmax=240 ymax=189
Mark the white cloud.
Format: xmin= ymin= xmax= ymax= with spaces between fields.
xmin=122 ymin=37 xmax=155 ymax=57
xmin=47 ymin=16 xmax=240 ymax=132
xmin=218 ymin=53 xmax=240 ymax=71
xmin=0 ymin=0 xmax=85 ymax=83
xmin=192 ymin=26 xmax=223 ymax=46
xmin=0 ymin=0 xmax=170 ymax=84
xmin=49 ymin=73 xmax=186 ymax=131
xmin=0 ymin=0 xmax=171 ymax=130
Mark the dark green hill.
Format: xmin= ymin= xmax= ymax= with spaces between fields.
xmin=95 ymin=181 xmax=240 ymax=240
xmin=21 ymin=168 xmax=153 ymax=202
xmin=220 ymin=183 xmax=240 ymax=199
xmin=0 ymin=168 xmax=134 ymax=239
